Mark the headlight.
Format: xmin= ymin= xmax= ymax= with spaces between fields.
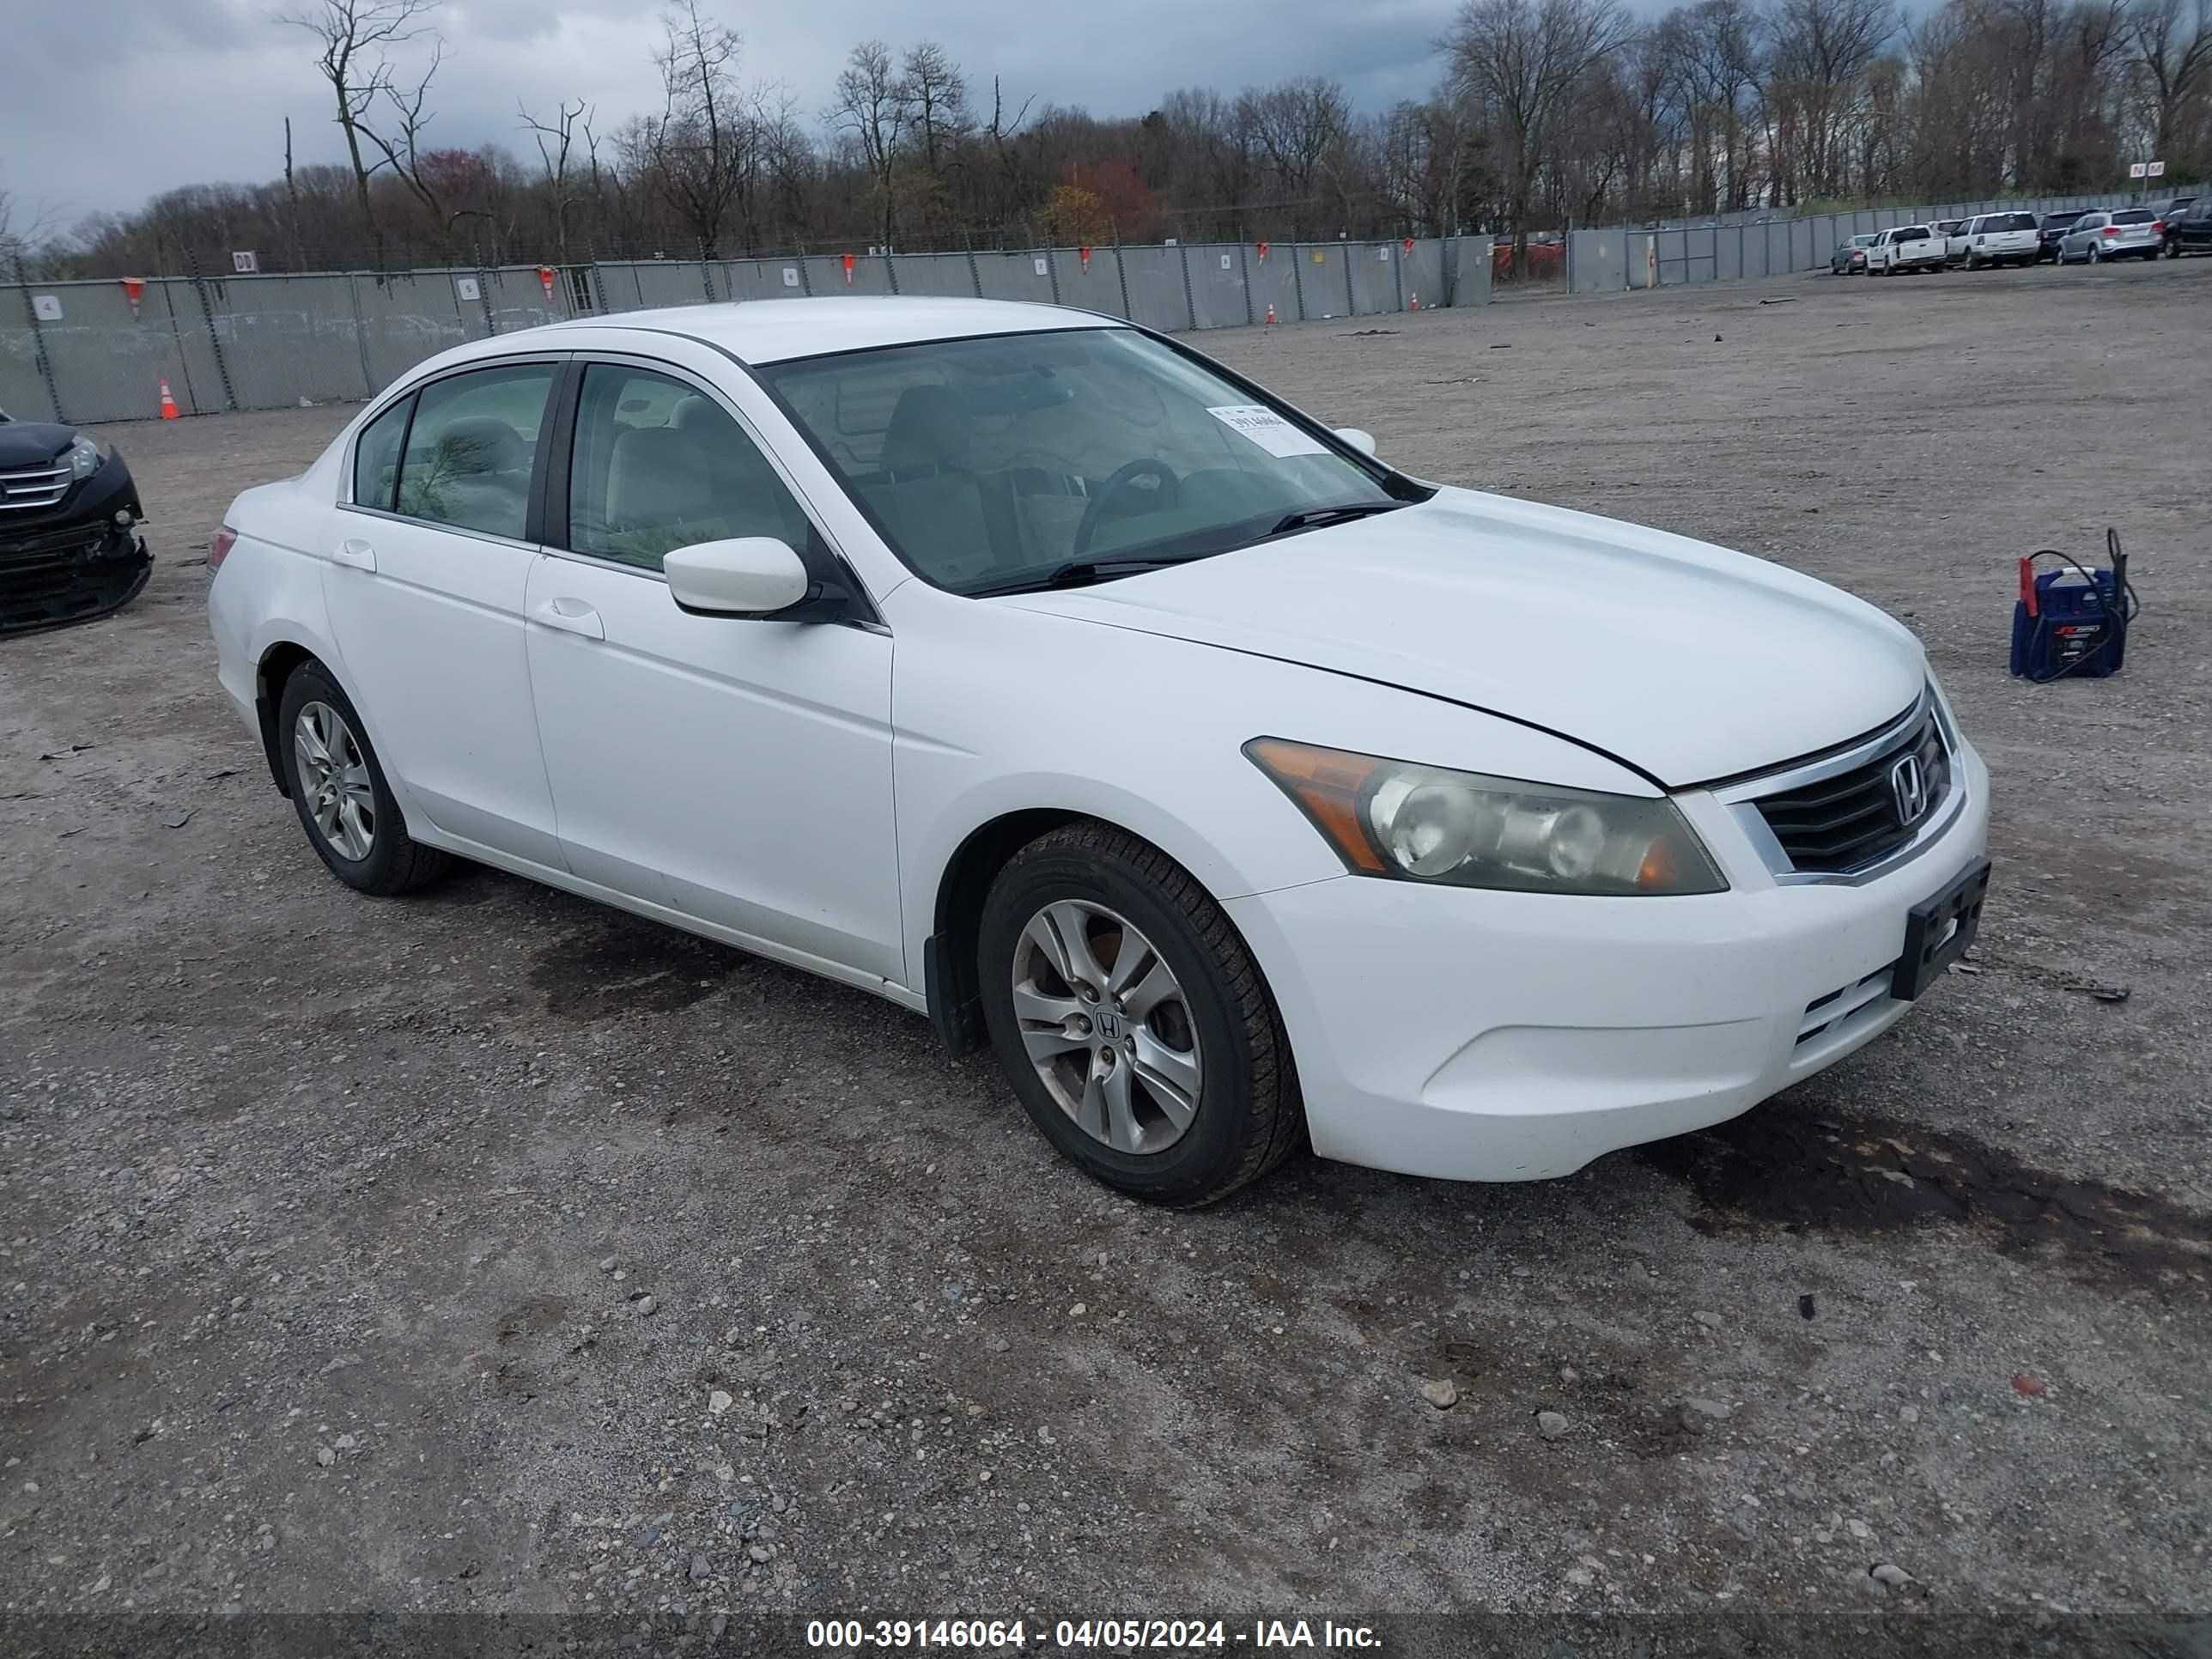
xmin=65 ymin=436 xmax=104 ymax=481
xmin=1245 ymin=738 xmax=1728 ymax=896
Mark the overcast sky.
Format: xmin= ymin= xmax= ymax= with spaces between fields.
xmin=2 ymin=0 xmax=1464 ymax=232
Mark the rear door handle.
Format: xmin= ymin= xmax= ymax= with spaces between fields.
xmin=532 ymin=597 xmax=605 ymax=640
xmin=331 ymin=538 xmax=376 ymax=572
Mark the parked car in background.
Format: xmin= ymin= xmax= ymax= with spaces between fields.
xmin=2162 ymin=198 xmax=2212 ymax=256
xmin=1932 ymin=218 xmax=1972 ymax=263
xmin=2036 ymin=210 xmax=2090 ymax=261
xmin=204 ymin=297 xmax=1990 ymax=1204
xmin=1831 ymin=233 xmax=1880 ymax=273
xmin=0 ymin=407 xmax=151 ymax=635
xmin=1867 ymin=225 xmax=1946 ymax=275
xmin=2159 ymin=197 xmax=2204 ymax=254
xmin=1958 ymin=211 xmax=2042 ymax=268
xmin=2057 ymin=208 xmax=2164 ymax=263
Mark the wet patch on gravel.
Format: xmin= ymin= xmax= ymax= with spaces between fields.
xmin=1642 ymin=1109 xmax=2212 ymax=1291
xmin=527 ymin=911 xmax=744 ymax=1018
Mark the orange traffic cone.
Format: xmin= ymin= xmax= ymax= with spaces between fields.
xmin=1264 ymin=302 xmax=1277 ymax=326
xmin=158 ymin=380 xmax=180 ymax=420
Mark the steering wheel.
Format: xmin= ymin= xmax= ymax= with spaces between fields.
xmin=1072 ymin=459 xmax=1182 ymax=556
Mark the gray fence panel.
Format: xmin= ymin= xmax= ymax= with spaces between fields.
xmin=1569 ymin=228 xmax=1625 ymax=293
xmin=1297 ymin=246 xmax=1354 ymax=319
xmin=485 ymin=267 xmax=564 ymax=333
xmin=805 ymin=254 xmax=895 ymax=297
xmin=1717 ymin=225 xmax=1744 ymax=280
xmin=1118 ymin=246 xmax=1190 ymax=331
xmin=1686 ymin=227 xmax=1719 ymax=283
xmin=201 ymin=274 xmax=371 ymax=410
xmin=0 ymin=295 xmax=63 ymax=423
xmin=1348 ymin=243 xmax=1400 ymax=314
xmin=1401 ymin=240 xmax=1446 ymax=309
xmin=1246 ymin=248 xmax=1304 ymax=324
xmin=1184 ymin=244 xmax=1248 ymax=330
xmin=974 ymin=251 xmax=1060 ymax=306
xmin=724 ymin=259 xmax=806 ymax=301
xmin=887 ymin=252 xmax=978 ymax=298
xmin=353 ymin=272 xmax=471 ymax=394
xmin=1054 ymin=247 xmax=1127 ymax=316
xmin=23 ymin=280 xmax=208 ymax=422
xmin=1446 ymin=237 xmax=1494 ymax=305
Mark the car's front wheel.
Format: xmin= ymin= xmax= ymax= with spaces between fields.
xmin=977 ymin=822 xmax=1304 ymax=1206
xmin=277 ymin=660 xmax=450 ymax=896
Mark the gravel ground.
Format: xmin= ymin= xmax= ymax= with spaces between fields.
xmin=3 ymin=260 xmax=2209 ymax=1654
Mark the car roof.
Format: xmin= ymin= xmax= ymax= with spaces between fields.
xmin=533 ymin=296 xmax=1122 ymax=366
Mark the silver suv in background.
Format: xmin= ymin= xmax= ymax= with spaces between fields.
xmin=2057 ymin=209 xmax=2165 ymax=264
xmin=1958 ymin=211 xmax=2042 ymax=268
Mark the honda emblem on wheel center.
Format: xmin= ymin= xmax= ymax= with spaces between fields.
xmin=1889 ymin=752 xmax=1929 ymax=824
xmin=1096 ymin=1010 xmax=1121 ymax=1040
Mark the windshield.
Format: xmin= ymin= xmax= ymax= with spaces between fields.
xmin=761 ymin=328 xmax=1411 ymax=595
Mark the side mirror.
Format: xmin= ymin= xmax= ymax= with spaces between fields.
xmin=665 ymin=537 xmax=812 ymax=617
xmin=1334 ymin=427 xmax=1378 ymax=458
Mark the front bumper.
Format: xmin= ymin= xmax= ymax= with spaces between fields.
xmin=0 ymin=458 xmax=151 ymax=635
xmin=1224 ymin=738 xmax=1991 ymax=1182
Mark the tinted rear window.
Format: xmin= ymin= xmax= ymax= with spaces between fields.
xmin=1985 ymin=213 xmax=2039 ymax=232
xmin=2042 ymin=213 xmax=2084 ymax=228
xmin=1896 ymin=228 xmax=1929 ymax=241
xmin=2112 ymin=210 xmax=2154 ymax=225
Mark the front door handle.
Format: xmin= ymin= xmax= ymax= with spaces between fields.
xmin=331 ymin=538 xmax=377 ymax=572
xmin=532 ymin=597 xmax=605 ymax=640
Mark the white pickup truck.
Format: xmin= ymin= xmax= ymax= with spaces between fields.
xmin=1956 ymin=210 xmax=2043 ymax=268
xmin=1866 ymin=225 xmax=1947 ymax=275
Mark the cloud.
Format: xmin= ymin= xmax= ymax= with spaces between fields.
xmin=0 ymin=0 xmax=1460 ymax=227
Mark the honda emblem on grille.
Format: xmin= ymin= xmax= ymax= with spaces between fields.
xmin=1889 ymin=752 xmax=1929 ymax=824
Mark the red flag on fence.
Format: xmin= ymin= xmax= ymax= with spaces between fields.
xmin=1403 ymin=237 xmax=1414 ymax=255
xmin=1078 ymin=246 xmax=1091 ymax=272
xmin=122 ymin=277 xmax=145 ymax=319
xmin=842 ymin=253 xmax=855 ymax=284
xmin=1256 ymin=240 xmax=1270 ymax=262
xmin=537 ymin=266 xmax=556 ymax=300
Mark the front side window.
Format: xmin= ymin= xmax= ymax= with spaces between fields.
xmin=392 ymin=362 xmax=556 ymax=540
xmin=763 ymin=327 xmax=1415 ymax=595
xmin=565 ymin=365 xmax=810 ymax=571
xmin=353 ymin=396 xmax=411 ymax=510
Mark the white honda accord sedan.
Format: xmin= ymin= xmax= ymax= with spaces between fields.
xmin=208 ymin=297 xmax=1990 ymax=1205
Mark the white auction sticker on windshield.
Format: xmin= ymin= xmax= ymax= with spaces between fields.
xmin=1206 ymin=404 xmax=1329 ymax=458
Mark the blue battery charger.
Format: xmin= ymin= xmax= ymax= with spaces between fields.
xmin=2010 ymin=531 xmax=2134 ymax=682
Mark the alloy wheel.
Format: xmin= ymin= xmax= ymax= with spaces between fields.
xmin=294 ymin=701 xmax=376 ymax=861
xmin=1010 ymin=899 xmax=1202 ymax=1156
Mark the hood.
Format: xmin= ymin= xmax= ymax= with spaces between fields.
xmin=1004 ymin=489 xmax=1924 ymax=787
xmin=0 ymin=421 xmax=76 ymax=469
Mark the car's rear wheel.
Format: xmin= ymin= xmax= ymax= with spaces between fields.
xmin=277 ymin=661 xmax=449 ymax=896
xmin=976 ymin=822 xmax=1304 ymax=1206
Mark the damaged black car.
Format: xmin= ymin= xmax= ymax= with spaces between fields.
xmin=1 ymin=407 xmax=152 ymax=634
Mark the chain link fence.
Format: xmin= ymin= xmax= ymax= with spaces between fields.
xmin=1 ymin=238 xmax=1495 ymax=426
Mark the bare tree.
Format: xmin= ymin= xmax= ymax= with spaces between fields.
xmin=2128 ymin=0 xmax=2212 ymax=159
xmin=830 ymin=40 xmax=909 ymax=246
xmin=280 ymin=0 xmax=442 ymax=266
xmin=520 ymin=97 xmax=592 ymax=264
xmin=635 ymin=1 xmax=752 ymax=255
xmin=1444 ymin=0 xmax=1635 ymax=262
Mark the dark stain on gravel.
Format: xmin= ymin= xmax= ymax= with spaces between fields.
xmin=528 ymin=913 xmax=741 ymax=1017
xmin=1643 ymin=1108 xmax=2212 ymax=1289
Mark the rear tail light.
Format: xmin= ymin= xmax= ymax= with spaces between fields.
xmin=2151 ymin=222 xmax=2164 ymax=234
xmin=2101 ymin=227 xmax=2119 ymax=236
xmin=207 ymin=526 xmax=238 ymax=572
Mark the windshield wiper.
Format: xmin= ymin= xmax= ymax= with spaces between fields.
xmin=1264 ymin=500 xmax=1409 ymax=538
xmin=969 ymin=555 xmax=1209 ymax=598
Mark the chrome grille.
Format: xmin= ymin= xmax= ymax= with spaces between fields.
xmin=0 ymin=462 xmax=70 ymax=512
xmin=1752 ymin=704 xmax=1951 ymax=875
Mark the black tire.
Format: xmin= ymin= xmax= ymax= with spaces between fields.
xmin=276 ymin=659 xmax=450 ymax=896
xmin=976 ymin=821 xmax=1304 ymax=1206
